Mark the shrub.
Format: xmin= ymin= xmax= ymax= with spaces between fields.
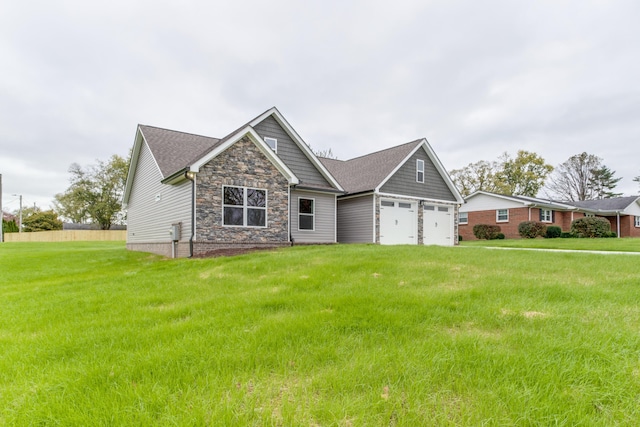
xmin=545 ymin=226 xmax=562 ymax=239
xmin=571 ymin=217 xmax=612 ymax=238
xmin=473 ymin=224 xmax=502 ymax=240
xmin=560 ymin=232 xmax=574 ymax=238
xmin=497 ymin=233 xmax=505 ymax=240
xmin=518 ymin=221 xmax=547 ymax=239
xmin=458 ymin=235 xmax=463 ymax=242
xmin=609 ymin=232 xmax=617 ymax=238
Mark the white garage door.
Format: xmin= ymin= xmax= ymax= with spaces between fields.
xmin=379 ymin=199 xmax=417 ymax=245
xmin=423 ymin=204 xmax=453 ymax=246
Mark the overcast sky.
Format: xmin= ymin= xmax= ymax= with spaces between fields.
xmin=1 ymin=0 xmax=639 ymax=213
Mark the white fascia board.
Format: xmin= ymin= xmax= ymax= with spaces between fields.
xmin=375 ymin=139 xmax=464 ymax=204
xmin=250 ymin=107 xmax=344 ymax=192
xmin=377 ymin=192 xmax=458 ymax=204
xmin=189 ymin=127 xmax=299 ymax=185
xmin=465 ymin=191 xmax=525 ymax=205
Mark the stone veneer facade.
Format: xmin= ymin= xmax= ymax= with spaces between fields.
xmin=193 ymin=136 xmax=291 ymax=254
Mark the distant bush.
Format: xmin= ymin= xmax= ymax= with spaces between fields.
xmin=545 ymin=226 xmax=562 ymax=239
xmin=497 ymin=233 xmax=505 ymax=240
xmin=473 ymin=224 xmax=502 ymax=240
xmin=571 ymin=217 xmax=612 ymax=238
xmin=2 ymin=219 xmax=19 ymax=233
xmin=560 ymin=232 xmax=574 ymax=239
xmin=518 ymin=221 xmax=547 ymax=239
xmin=609 ymin=232 xmax=617 ymax=238
xmin=458 ymin=235 xmax=463 ymax=242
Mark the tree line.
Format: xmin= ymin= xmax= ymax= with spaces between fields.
xmin=3 ymin=149 xmax=639 ymax=234
xmin=3 ymin=154 xmax=129 ymax=233
xmin=450 ymin=150 xmax=635 ymax=200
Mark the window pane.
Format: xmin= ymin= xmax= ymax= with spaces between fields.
xmin=247 ymin=189 xmax=266 ymax=207
xmin=438 ymin=207 xmax=449 ymax=212
xmin=299 ymin=215 xmax=313 ymax=230
xmin=224 ymin=207 xmax=243 ymax=225
xmin=399 ymin=202 xmax=411 ymax=209
xmin=224 ymin=187 xmax=243 ymax=205
xmin=247 ymin=208 xmax=265 ymax=226
xmin=381 ymin=201 xmax=394 ymax=207
xmin=299 ymin=198 xmax=313 ymax=214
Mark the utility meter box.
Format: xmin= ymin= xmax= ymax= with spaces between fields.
xmin=170 ymin=223 xmax=181 ymax=241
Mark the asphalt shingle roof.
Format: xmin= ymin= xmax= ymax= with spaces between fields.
xmin=568 ymin=196 xmax=640 ymax=212
xmin=319 ymin=140 xmax=422 ymax=194
xmin=138 ymin=125 xmax=221 ymax=178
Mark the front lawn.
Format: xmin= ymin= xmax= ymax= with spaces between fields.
xmin=462 ymin=237 xmax=640 ymax=252
xmin=1 ymin=242 xmax=640 ymax=425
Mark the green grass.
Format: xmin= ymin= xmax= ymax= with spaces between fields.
xmin=2 ymin=241 xmax=640 ymax=425
xmin=462 ymin=237 xmax=640 ymax=252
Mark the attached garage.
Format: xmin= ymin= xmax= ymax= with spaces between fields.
xmin=379 ymin=199 xmax=417 ymax=245
xmin=423 ymin=203 xmax=454 ymax=246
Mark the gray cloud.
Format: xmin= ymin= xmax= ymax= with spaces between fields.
xmin=1 ymin=0 xmax=639 ymax=211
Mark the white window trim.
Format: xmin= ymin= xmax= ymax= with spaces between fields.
xmin=298 ymin=197 xmax=315 ymax=232
xmin=541 ymin=209 xmax=552 ymax=223
xmin=416 ymin=159 xmax=425 ymax=183
xmin=222 ymin=186 xmax=268 ymax=228
xmin=459 ymin=212 xmax=468 ymax=224
xmin=496 ymin=209 xmax=509 ymax=223
xmin=264 ymin=137 xmax=277 ymax=153
xmin=635 ymin=216 xmax=640 ymax=228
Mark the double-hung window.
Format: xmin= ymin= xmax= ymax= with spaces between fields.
xmin=223 ymin=186 xmax=266 ymax=227
xmin=459 ymin=212 xmax=468 ymax=224
xmin=496 ymin=209 xmax=509 ymax=222
xmin=635 ymin=216 xmax=640 ymax=228
xmin=298 ymin=198 xmax=314 ymax=231
xmin=416 ymin=159 xmax=425 ymax=183
xmin=540 ymin=209 xmax=552 ymax=223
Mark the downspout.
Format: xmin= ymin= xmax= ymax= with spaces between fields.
xmin=616 ymin=211 xmax=621 ymax=238
xmin=185 ymin=171 xmax=195 ymax=257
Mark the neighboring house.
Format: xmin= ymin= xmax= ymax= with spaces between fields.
xmin=569 ymin=196 xmax=640 ymax=238
xmin=320 ymin=140 xmax=464 ymax=246
xmin=459 ymin=192 xmax=589 ymax=240
xmin=460 ymin=191 xmax=640 ymax=239
xmin=123 ymin=107 xmax=343 ymax=257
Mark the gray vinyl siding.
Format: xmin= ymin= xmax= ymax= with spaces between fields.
xmin=127 ymin=140 xmax=192 ymax=243
xmin=380 ymin=147 xmax=457 ymax=202
xmin=253 ymin=116 xmax=333 ymax=188
xmin=336 ymin=194 xmax=375 ymax=243
xmin=290 ymin=190 xmax=336 ymax=243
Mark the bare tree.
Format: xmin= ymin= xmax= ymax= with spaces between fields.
xmin=546 ymin=152 xmax=620 ymax=201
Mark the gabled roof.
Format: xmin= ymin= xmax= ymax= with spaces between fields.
xmin=138 ymin=125 xmax=221 ymax=178
xmin=568 ymin=196 xmax=640 ymax=213
xmin=124 ymin=107 xmax=343 ymax=205
xmin=320 ymin=140 xmax=422 ymax=194
xmin=320 ymin=139 xmax=463 ymax=203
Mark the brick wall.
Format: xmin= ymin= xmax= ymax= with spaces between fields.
xmin=605 ymin=215 xmax=640 ymax=238
xmin=459 ymin=207 xmax=584 ymax=240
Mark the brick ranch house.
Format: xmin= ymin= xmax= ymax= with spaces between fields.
xmin=459 ymin=191 xmax=640 ymax=240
